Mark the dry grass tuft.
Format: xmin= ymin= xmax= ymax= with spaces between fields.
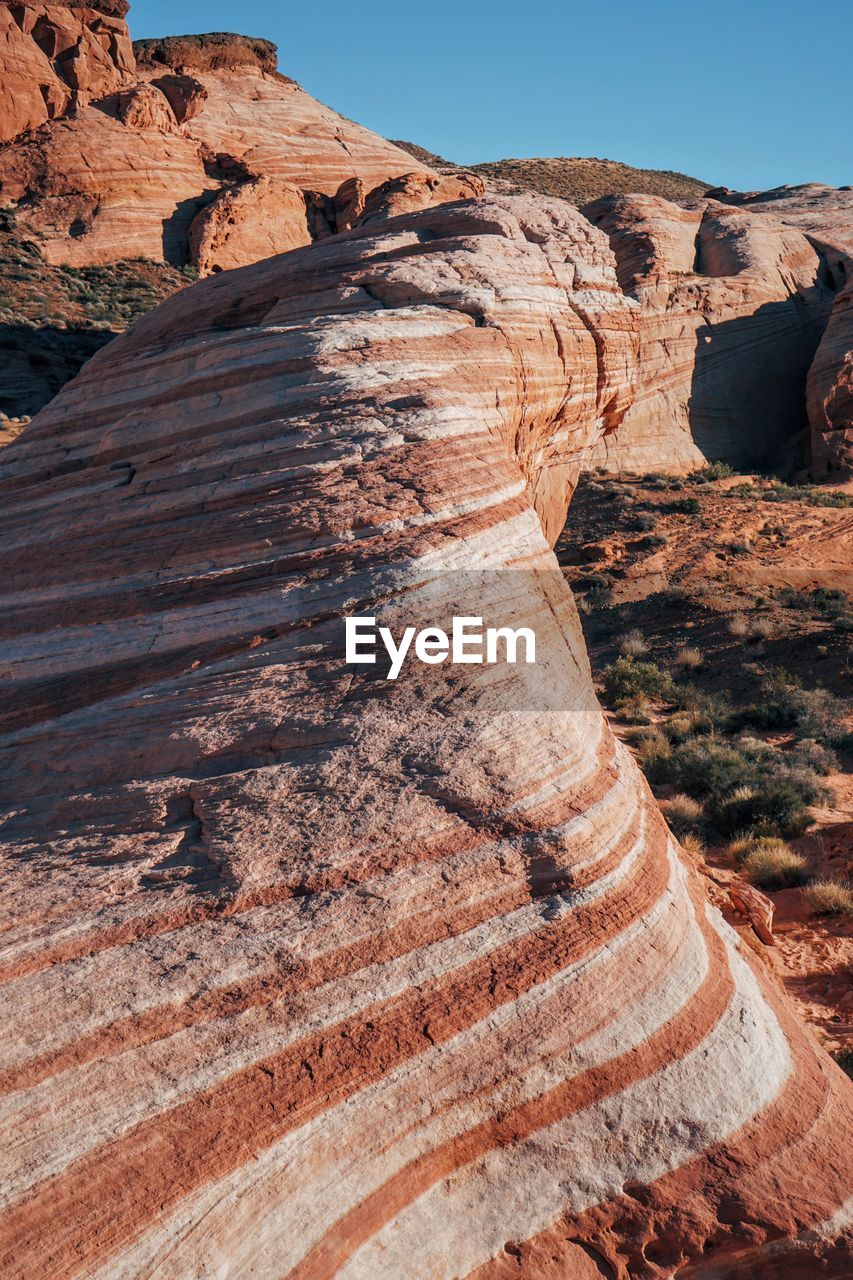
xmin=620 ymin=628 xmax=649 ymax=658
xmin=742 ymin=845 xmax=808 ymax=890
xmin=805 ymin=879 xmax=853 ymax=916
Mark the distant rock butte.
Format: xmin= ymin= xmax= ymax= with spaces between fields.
xmin=1 ymin=195 xmax=851 ymax=1279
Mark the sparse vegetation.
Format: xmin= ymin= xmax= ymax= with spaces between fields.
xmin=668 ymin=496 xmax=701 ymax=516
xmin=741 ymin=843 xmax=808 ymax=889
xmin=727 ymin=834 xmax=791 ymax=865
xmin=602 ymin=657 xmax=675 ymax=707
xmin=691 ymin=462 xmax=734 ymax=482
xmin=637 ymin=735 xmax=825 ymax=838
xmin=728 ymin=613 xmax=750 ymax=638
xmin=726 ymin=481 xmax=853 ymax=509
xmin=805 ymin=879 xmax=853 ymax=916
xmin=748 ymin=616 xmax=775 ymax=641
xmin=734 ymin=669 xmax=848 ymax=746
xmin=619 ymin=628 xmax=648 ymax=658
xmin=661 ymin=792 xmax=704 ymax=836
xmin=674 ymin=645 xmax=703 ymax=671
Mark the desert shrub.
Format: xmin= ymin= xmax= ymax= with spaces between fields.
xmin=749 ymin=616 xmax=775 ymax=641
xmin=741 ymin=844 xmax=808 ymax=889
xmin=641 ymin=735 xmax=820 ymax=837
xmin=679 ymin=831 xmax=706 ymax=858
xmin=734 ymin=671 xmax=847 ymax=745
xmin=669 ymin=496 xmax=701 ymax=516
xmin=714 ymin=776 xmax=817 ymax=838
xmin=634 ymin=730 xmax=673 ymax=775
xmin=602 ymin=658 xmax=674 ymax=706
xmin=833 ymin=614 xmax=853 ymax=634
xmin=692 ymin=462 xmax=734 ymax=482
xmin=617 ymin=694 xmax=655 ymax=724
xmin=670 ymin=685 xmax=732 ymax=728
xmin=728 ymin=613 xmax=750 ymax=638
xmin=788 ymin=735 xmax=839 ymax=775
xmin=619 ymin=628 xmax=648 ymax=658
xmin=728 ymin=834 xmax=791 ymax=865
xmin=664 ymin=710 xmax=711 ymax=743
xmin=652 ymin=738 xmax=756 ymax=798
xmin=777 ymin=586 xmax=847 ymax=616
xmin=725 ymin=540 xmax=752 ymax=557
xmin=626 ymin=511 xmax=656 ymax=532
xmin=638 ymin=532 xmax=668 ymax=549
xmin=662 ymin=792 xmax=704 ymax=836
xmin=674 ymin=645 xmax=703 ymax=671
xmin=805 ymin=879 xmax=853 ymax=916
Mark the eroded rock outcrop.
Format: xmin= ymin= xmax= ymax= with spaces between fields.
xmin=0 ymin=0 xmax=133 ymax=141
xmin=807 ymin=268 xmax=853 ymax=475
xmin=0 ymin=8 xmax=443 ymax=269
xmin=0 ymin=196 xmax=850 ymax=1278
xmin=583 ymin=185 xmax=853 ymax=475
xmin=188 ymin=175 xmax=313 ymax=274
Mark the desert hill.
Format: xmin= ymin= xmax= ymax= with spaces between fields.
xmin=392 ymin=140 xmax=710 ymax=205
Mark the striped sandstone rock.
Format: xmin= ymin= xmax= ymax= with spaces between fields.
xmin=0 ymin=196 xmax=851 ymax=1278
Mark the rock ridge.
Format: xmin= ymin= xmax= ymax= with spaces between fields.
xmin=133 ymin=31 xmax=278 ymax=74
xmin=0 ymin=194 xmax=850 ymax=1278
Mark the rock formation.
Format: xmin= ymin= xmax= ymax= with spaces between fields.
xmin=1 ymin=195 xmax=850 ymax=1278
xmin=583 ymin=186 xmax=853 ymax=475
xmin=0 ymin=8 xmax=482 ymax=273
xmin=0 ymin=0 xmax=133 ymax=142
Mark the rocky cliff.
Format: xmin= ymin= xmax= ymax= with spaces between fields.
xmin=0 ymin=10 xmax=481 ymax=272
xmin=0 ymin=0 xmax=133 ymax=141
xmin=0 ymin=196 xmax=850 ymax=1279
xmin=583 ymin=185 xmax=853 ymax=475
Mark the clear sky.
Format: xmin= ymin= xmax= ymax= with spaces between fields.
xmin=131 ymin=0 xmax=852 ymax=192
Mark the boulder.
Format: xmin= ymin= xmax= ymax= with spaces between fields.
xmin=150 ymin=71 xmax=207 ymax=124
xmin=344 ymin=170 xmax=485 ymax=231
xmin=729 ymin=879 xmax=776 ymax=945
xmin=0 ymin=196 xmax=849 ymax=1278
xmin=188 ymin=176 xmax=312 ymax=274
xmin=116 ymin=82 xmax=178 ymax=133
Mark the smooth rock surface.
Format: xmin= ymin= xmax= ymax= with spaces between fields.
xmin=0 ymin=196 xmax=850 ymax=1279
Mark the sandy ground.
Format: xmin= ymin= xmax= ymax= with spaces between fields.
xmin=563 ymin=469 xmax=852 ymax=1058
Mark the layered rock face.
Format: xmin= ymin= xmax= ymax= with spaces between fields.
xmin=1 ymin=196 xmax=850 ymax=1278
xmin=583 ymin=186 xmax=853 ymax=474
xmin=0 ymin=0 xmax=133 ymax=141
xmin=0 ymin=10 xmax=480 ymax=272
xmin=808 ymin=271 xmax=853 ymax=473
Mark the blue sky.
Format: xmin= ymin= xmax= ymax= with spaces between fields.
xmin=131 ymin=1 xmax=852 ymax=192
